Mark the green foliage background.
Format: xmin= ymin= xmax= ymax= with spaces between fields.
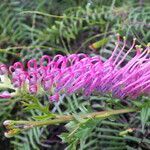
xmin=0 ymin=0 xmax=150 ymax=149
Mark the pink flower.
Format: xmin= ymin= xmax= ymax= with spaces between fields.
xmin=0 ymin=91 xmax=11 ymax=99
xmin=0 ymin=35 xmax=149 ymax=101
xmin=49 ymin=93 xmax=59 ymax=102
xmin=0 ymin=64 xmax=8 ymax=75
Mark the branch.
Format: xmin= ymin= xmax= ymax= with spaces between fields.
xmin=3 ymin=107 xmax=138 ymax=137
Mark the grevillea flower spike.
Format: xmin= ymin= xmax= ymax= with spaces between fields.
xmin=0 ymin=35 xmax=149 ymax=101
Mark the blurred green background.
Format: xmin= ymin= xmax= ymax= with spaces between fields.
xmin=0 ymin=0 xmax=150 ymax=149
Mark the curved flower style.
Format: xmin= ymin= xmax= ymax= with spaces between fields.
xmin=0 ymin=36 xmax=149 ymax=101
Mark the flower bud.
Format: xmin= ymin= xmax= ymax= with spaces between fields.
xmin=0 ymin=64 xmax=7 ymax=75
xmin=0 ymin=91 xmax=11 ymax=99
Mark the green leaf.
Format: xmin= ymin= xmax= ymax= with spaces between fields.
xmin=32 ymin=114 xmax=56 ymax=121
xmin=141 ymin=108 xmax=150 ymax=131
xmin=90 ymin=38 xmax=109 ymax=49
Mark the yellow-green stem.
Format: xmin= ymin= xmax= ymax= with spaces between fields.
xmin=9 ymin=108 xmax=138 ymax=129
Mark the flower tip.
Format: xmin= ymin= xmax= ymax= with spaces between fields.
xmin=49 ymin=93 xmax=60 ymax=102
xmin=3 ymin=120 xmax=12 ymax=126
xmin=0 ymin=91 xmax=11 ymax=99
xmin=123 ymin=36 xmax=126 ymax=40
xmin=116 ymin=33 xmax=120 ymax=37
xmin=116 ymin=33 xmax=120 ymax=41
xmin=147 ymin=43 xmax=150 ymax=47
xmin=0 ymin=64 xmax=8 ymax=75
xmin=27 ymin=59 xmax=37 ymax=70
xmin=4 ymin=129 xmax=21 ymax=138
xmin=13 ymin=62 xmax=23 ymax=70
xmin=135 ymin=45 xmax=141 ymax=48
xmin=135 ymin=45 xmax=143 ymax=54
xmin=4 ymin=132 xmax=12 ymax=138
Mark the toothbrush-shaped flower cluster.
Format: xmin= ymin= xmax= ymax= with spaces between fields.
xmin=0 ymin=36 xmax=149 ymax=101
